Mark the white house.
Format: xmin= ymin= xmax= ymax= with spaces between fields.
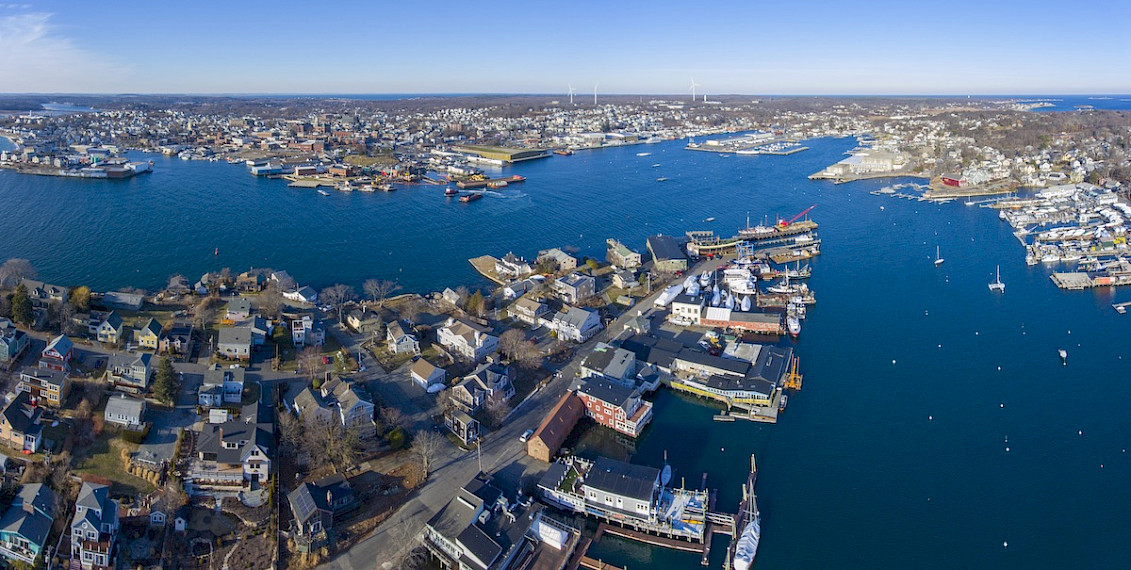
xmin=549 ymin=307 xmax=603 ymax=343
xmin=283 ymin=286 xmax=318 ymax=304
xmin=104 ymin=394 xmax=146 ymax=429
xmin=410 ymin=359 xmax=446 ymax=389
xmin=292 ymin=315 xmax=325 ymax=347
xmin=70 ymin=483 xmax=120 ymax=570
xmin=437 ymin=318 xmax=498 ymax=362
xmin=385 ymin=321 xmax=419 ymax=355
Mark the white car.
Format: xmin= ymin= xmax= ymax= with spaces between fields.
xmin=519 ymin=429 xmax=534 ymax=443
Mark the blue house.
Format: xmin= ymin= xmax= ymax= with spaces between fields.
xmin=0 ymin=483 xmax=56 ymax=564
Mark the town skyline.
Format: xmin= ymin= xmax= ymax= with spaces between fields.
xmin=2 ymin=1 xmax=1130 ymax=95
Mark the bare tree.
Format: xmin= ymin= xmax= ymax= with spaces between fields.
xmin=379 ymin=407 xmax=407 ymax=432
xmin=320 ymin=284 xmax=356 ymax=323
xmin=363 ymin=279 xmax=402 ymax=308
xmin=453 ymin=286 xmax=470 ymax=306
xmin=278 ymin=412 xmax=305 ymax=455
xmin=0 ymin=258 xmax=36 ymax=289
xmin=385 ymin=518 xmax=426 ymax=570
xmin=498 ymin=329 xmax=525 ymax=361
xmin=167 ymin=274 xmax=189 ymax=292
xmin=258 ymin=284 xmax=283 ymax=319
xmin=399 ymin=296 xmax=426 ymax=326
xmin=516 ymin=340 xmax=543 ymax=371
xmin=435 ymin=389 xmax=454 ymax=412
xmin=303 ymin=416 xmax=359 ymax=473
xmin=411 ymin=430 xmax=443 ymax=480
xmin=193 ymin=297 xmax=220 ymax=331
xmin=297 ymin=346 xmax=323 ymax=383
xmin=484 ymin=392 xmax=511 ymax=428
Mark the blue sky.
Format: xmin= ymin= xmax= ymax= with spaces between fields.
xmin=2 ymin=0 xmax=1129 ymax=95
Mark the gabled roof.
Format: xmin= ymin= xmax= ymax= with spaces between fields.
xmin=138 ymin=318 xmax=163 ymax=338
xmin=577 ymin=378 xmax=635 ymax=410
xmin=583 ymin=456 xmax=659 ymax=503
xmin=1 ymin=392 xmax=42 ymax=435
xmin=44 ymin=334 xmax=72 ymax=356
xmin=101 ymin=311 xmax=123 ymax=330
xmin=76 ymin=482 xmax=110 ymax=513
xmin=553 ymin=306 xmax=597 ymax=329
xmin=0 ymin=484 xmax=55 ymax=547
xmin=218 ymin=326 xmax=251 ymax=346
xmin=105 ymin=394 xmax=145 ymax=420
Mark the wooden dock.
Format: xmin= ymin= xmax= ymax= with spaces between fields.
xmin=595 ymin=523 xmax=705 ymax=553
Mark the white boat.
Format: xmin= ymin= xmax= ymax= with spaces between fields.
xmin=988 ymin=265 xmax=1005 ymax=292
xmin=934 ymin=246 xmax=945 ymax=267
xmin=725 ymin=291 xmax=735 ymax=310
xmin=656 ymin=177 xmax=668 ymax=182
xmin=741 ymin=295 xmax=752 ymax=312
xmin=686 ymin=281 xmax=700 ymax=297
xmin=317 ymin=190 xmax=331 ymax=196
xmin=652 ymin=163 xmax=661 ymax=167
xmin=732 ymin=514 xmax=761 ymax=570
xmin=699 ymin=271 xmax=713 ymax=287
xmin=637 ymin=152 xmax=652 ymax=157
xmin=711 ymin=285 xmax=721 ymax=307
xmin=1058 ymin=348 xmax=1068 ymax=364
xmin=683 ymin=275 xmax=697 ymax=290
xmin=787 ymin=314 xmax=801 ymax=337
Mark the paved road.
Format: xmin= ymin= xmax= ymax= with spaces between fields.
xmin=321 ymin=270 xmax=688 ymax=569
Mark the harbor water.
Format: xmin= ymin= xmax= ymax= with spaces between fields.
xmin=2 ymin=134 xmax=1130 ymax=567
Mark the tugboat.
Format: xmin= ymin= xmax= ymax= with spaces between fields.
xmin=444 ymin=186 xmax=459 ymax=197
xmin=459 ymin=192 xmax=483 ymax=203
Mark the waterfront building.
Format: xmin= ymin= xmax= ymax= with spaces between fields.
xmin=437 ymin=317 xmax=498 ymax=362
xmin=0 ymin=484 xmax=56 ymax=564
xmin=552 ymin=273 xmax=595 ymax=304
xmin=19 ymin=279 xmax=69 ymax=307
xmin=575 ymin=378 xmax=653 ymax=438
xmin=606 ymin=238 xmax=642 ymax=270
xmin=495 ymin=252 xmax=534 ymax=279
xmin=647 ymin=235 xmax=688 ymax=273
xmin=536 ymin=247 xmax=578 ymax=272
xmin=17 ymin=370 xmax=70 ymax=407
xmin=69 ymin=482 xmax=119 ymax=570
xmin=346 ymin=309 xmax=381 ymax=335
xmin=579 ymin=343 xmax=637 ymax=388
xmin=526 ymin=392 xmax=586 ymax=463
xmin=102 ymin=291 xmax=144 ymax=311
xmin=283 ymin=286 xmax=318 ymax=304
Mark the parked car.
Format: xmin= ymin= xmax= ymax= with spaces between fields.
xmin=519 ymin=429 xmax=534 ymax=443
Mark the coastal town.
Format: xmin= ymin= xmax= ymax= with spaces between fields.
xmin=0 ymin=93 xmax=1129 ymax=570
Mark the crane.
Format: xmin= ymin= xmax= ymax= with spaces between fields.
xmin=779 ymin=204 xmax=817 ymax=228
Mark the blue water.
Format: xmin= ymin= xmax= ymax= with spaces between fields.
xmin=2 ymin=134 xmax=1130 ymax=568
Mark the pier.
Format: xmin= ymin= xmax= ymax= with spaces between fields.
xmin=468 ymin=255 xmax=506 ymax=285
xmin=454 ymin=174 xmax=527 ymax=189
xmin=685 ymin=220 xmax=819 ymax=257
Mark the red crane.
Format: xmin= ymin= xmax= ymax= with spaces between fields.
xmin=780 ymin=204 xmax=817 ymax=227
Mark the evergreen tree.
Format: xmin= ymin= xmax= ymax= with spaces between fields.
xmin=11 ymin=284 xmax=32 ymax=327
xmin=153 ymin=357 xmax=178 ymax=405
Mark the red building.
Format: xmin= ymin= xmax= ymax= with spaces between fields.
xmin=575 ymin=379 xmax=653 ymax=438
xmin=39 ymin=334 xmax=73 ymax=373
xmin=941 ymin=174 xmax=967 ymax=188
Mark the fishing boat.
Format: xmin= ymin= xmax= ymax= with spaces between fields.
xmin=317 ymin=190 xmax=331 ymax=196
xmin=444 ymin=187 xmax=459 ymax=197
xmin=988 ymin=265 xmax=1005 ymax=292
xmin=779 ymin=393 xmax=788 ymax=411
xmin=1058 ymin=349 xmax=1068 ymax=364
xmin=934 ymin=246 xmax=945 ymax=267
xmin=732 ymin=513 xmax=761 ymax=570
xmin=459 ymin=192 xmax=483 ymax=203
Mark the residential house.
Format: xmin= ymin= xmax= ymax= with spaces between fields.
xmin=0 ymin=324 xmax=29 ymax=366
xmin=225 ymin=298 xmax=252 ymax=321
xmin=70 ymin=482 xmax=120 ymax=570
xmin=198 ymin=365 xmax=245 ymax=408
xmin=159 ymin=321 xmax=194 ymax=358
xmin=385 ymin=320 xmax=419 ymax=355
xmin=192 ymin=401 xmax=275 ymax=491
xmin=495 ymin=252 xmax=533 ymax=279
xmin=441 ymin=288 xmax=462 ymax=307
xmin=606 ymin=238 xmax=642 ymax=270
xmin=291 ymin=316 xmax=325 ymax=347
xmin=346 ymin=309 xmax=381 ymax=335
xmin=19 ymin=279 xmax=68 ymax=307
xmin=39 ymin=334 xmax=73 ymax=372
xmin=217 ymin=326 xmax=252 ymax=360
xmin=235 ymin=271 xmax=264 ymax=292
xmin=292 ymin=379 xmax=376 ymax=438
xmin=548 ymin=307 xmax=603 ymax=343
xmin=95 ymin=311 xmax=124 ymax=345
xmin=423 ymin=474 xmax=566 ymax=570
xmin=536 ymin=248 xmax=578 ymax=272
xmin=575 ymin=379 xmax=653 ymax=438
xmin=509 ymin=295 xmax=550 ymax=327
xmin=444 ymin=410 xmax=480 ymax=445
xmin=0 ymin=484 xmax=56 ymax=564
xmin=133 ymin=318 xmax=162 ymax=350
xmin=102 ymin=291 xmax=144 ymax=310
xmin=579 ymin=343 xmax=637 ymax=388
xmin=437 ymin=317 xmax=498 ymax=362
xmin=552 ymin=273 xmax=595 ymax=305
xmin=0 ymin=392 xmax=43 ymax=454
xmin=104 ymin=352 xmax=152 ymax=393
xmin=502 ymin=278 xmax=540 ymax=301
xmin=287 ymin=475 xmax=358 ymax=551
xmin=283 ymin=286 xmax=318 ymax=304
xmin=17 ymin=370 xmax=70 ymax=407
xmin=104 ymin=394 xmax=146 ymax=429
xmin=449 ymin=360 xmax=515 ymax=413
xmin=410 ymin=359 xmax=445 ymax=390
xmin=612 ymin=270 xmax=639 ymax=290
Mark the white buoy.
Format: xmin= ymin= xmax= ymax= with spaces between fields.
xmin=1000 ymin=403 xmax=1004 ymax=408
xmin=1003 ymin=542 xmax=1008 ymax=548
xmin=1079 ymin=430 xmax=1083 ymax=435
xmin=997 ymin=366 xmax=1002 ymax=371
xmin=1006 ymin=447 xmax=1010 ymax=452
xmin=892 ymin=359 xmax=897 ymax=365
xmin=928 ymin=415 xmax=933 ymax=420
xmin=938 ymin=344 xmax=942 ymax=348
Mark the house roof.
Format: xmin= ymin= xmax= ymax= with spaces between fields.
xmin=1 ymin=392 xmax=43 ymax=435
xmin=105 ymin=394 xmax=145 ymax=420
xmin=44 ymin=334 xmax=72 ymax=356
xmin=583 ymin=456 xmax=659 ymax=503
xmin=102 ymin=311 xmax=123 ymax=330
xmin=139 ymin=318 xmax=163 ymax=337
xmin=553 ymin=306 xmax=597 ymax=329
xmin=443 ymin=318 xmax=492 ymax=345
xmin=530 ymin=392 xmax=585 ymax=455
xmin=218 ymin=326 xmax=251 ymax=346
xmin=582 ymin=343 xmax=634 ymax=379
xmin=647 ymin=235 xmax=686 ymax=261
xmin=410 ymin=359 xmax=443 ymax=380
xmin=577 ymin=378 xmax=635 ymax=409
xmin=108 ymin=351 xmax=151 ymax=372
xmin=20 ymin=369 xmax=66 ymax=389
xmin=288 ymin=483 xmax=331 ymax=525
xmin=0 ymin=484 xmax=55 ymax=547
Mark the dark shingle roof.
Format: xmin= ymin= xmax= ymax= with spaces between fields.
xmin=584 ymin=456 xmax=659 ymax=503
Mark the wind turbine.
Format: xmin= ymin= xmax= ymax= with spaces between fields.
xmin=689 ymin=77 xmax=700 ymax=102
xmin=568 ymin=84 xmax=575 ymax=105
xmin=593 ymin=82 xmax=599 ymax=105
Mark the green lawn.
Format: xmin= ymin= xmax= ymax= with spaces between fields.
xmin=73 ymin=432 xmax=156 ymax=496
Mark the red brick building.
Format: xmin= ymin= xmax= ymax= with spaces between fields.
xmin=575 ymin=378 xmax=653 ymax=438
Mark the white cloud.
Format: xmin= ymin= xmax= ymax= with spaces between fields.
xmin=0 ymin=11 xmax=130 ymax=92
